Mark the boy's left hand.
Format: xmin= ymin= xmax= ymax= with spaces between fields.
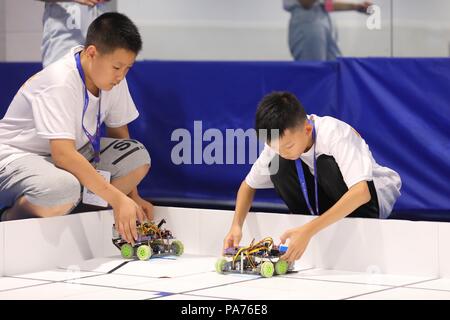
xmin=131 ymin=195 xmax=154 ymax=221
xmin=355 ymin=1 xmax=372 ymax=14
xmin=279 ymin=226 xmax=313 ymax=262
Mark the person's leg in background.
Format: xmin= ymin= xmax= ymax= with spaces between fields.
xmin=288 ymin=6 xmax=328 ymax=61
xmin=321 ymin=5 xmax=342 ymax=60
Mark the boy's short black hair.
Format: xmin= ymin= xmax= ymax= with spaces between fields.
xmin=85 ymin=12 xmax=142 ymax=55
xmin=255 ymin=91 xmax=307 ymax=143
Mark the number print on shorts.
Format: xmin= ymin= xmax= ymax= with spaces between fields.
xmin=113 ymin=141 xmax=132 ymax=151
xmin=111 ymin=140 xmax=142 ymax=165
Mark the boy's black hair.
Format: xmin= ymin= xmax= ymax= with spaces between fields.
xmin=255 ymin=91 xmax=307 ymax=143
xmin=85 ymin=12 xmax=142 ymax=55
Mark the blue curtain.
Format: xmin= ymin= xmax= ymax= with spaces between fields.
xmin=1 ymin=59 xmax=449 ymax=219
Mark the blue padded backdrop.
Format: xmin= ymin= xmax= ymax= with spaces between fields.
xmin=1 ymin=59 xmax=449 ymax=220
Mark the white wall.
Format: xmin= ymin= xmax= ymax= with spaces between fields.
xmin=392 ymin=0 xmax=450 ymax=56
xmin=2 ymin=207 xmax=450 ymax=277
xmin=117 ymin=0 xmax=450 ymax=59
xmin=1 ymin=0 xmax=450 ymax=62
xmin=4 ymin=0 xmax=44 ymax=62
xmin=122 ymin=0 xmax=293 ymax=60
xmin=0 ymin=0 xmax=6 ymax=61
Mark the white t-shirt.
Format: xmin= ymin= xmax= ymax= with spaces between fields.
xmin=0 ymin=46 xmax=139 ymax=170
xmin=245 ymin=115 xmax=401 ymax=219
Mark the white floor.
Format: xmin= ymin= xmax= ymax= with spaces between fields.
xmin=1 ymin=254 xmax=450 ymax=300
xmin=1 ymin=206 xmax=450 ymax=300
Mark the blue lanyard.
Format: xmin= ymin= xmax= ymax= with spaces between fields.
xmin=75 ymin=51 xmax=101 ymax=164
xmin=295 ymin=120 xmax=319 ymax=215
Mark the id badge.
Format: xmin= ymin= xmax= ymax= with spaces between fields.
xmin=82 ymin=169 xmax=111 ymax=207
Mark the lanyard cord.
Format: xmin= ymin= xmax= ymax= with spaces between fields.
xmin=294 ymin=120 xmax=319 ymax=215
xmin=75 ymin=51 xmax=101 ymax=164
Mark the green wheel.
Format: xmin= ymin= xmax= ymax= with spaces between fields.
xmin=171 ymin=240 xmax=184 ymax=256
xmin=260 ymin=261 xmax=274 ymax=278
xmin=120 ymin=243 xmax=134 ymax=259
xmin=215 ymin=258 xmax=227 ymax=274
xmin=275 ymin=260 xmax=289 ymax=275
xmin=136 ymin=245 xmax=152 ymax=261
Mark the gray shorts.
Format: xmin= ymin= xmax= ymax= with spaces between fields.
xmin=0 ymin=138 xmax=151 ymax=209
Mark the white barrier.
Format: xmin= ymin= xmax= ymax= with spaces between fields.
xmin=1 ymin=206 xmax=449 ymax=278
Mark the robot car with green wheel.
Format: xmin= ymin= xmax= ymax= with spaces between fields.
xmin=215 ymin=237 xmax=293 ymax=278
xmin=112 ymin=219 xmax=184 ymax=261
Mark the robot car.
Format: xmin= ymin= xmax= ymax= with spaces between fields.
xmin=215 ymin=237 xmax=294 ymax=278
xmin=112 ymin=219 xmax=184 ymax=261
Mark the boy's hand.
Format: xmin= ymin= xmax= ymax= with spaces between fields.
xmin=74 ymin=0 xmax=110 ymax=7
xmin=223 ymin=225 xmax=243 ymax=252
xmin=355 ymin=1 xmax=372 ymax=14
xmin=279 ymin=225 xmax=313 ymax=263
xmin=74 ymin=0 xmax=100 ymax=6
xmin=130 ymin=195 xmax=154 ymax=221
xmin=113 ymin=195 xmax=145 ymax=245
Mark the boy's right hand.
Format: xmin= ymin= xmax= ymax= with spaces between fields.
xmin=112 ymin=195 xmax=145 ymax=245
xmin=222 ymin=225 xmax=243 ymax=252
xmin=74 ymin=0 xmax=109 ymax=7
xmin=355 ymin=1 xmax=372 ymax=14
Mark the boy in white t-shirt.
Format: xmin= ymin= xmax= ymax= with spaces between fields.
xmin=0 ymin=12 xmax=152 ymax=245
xmin=223 ymin=91 xmax=401 ymax=262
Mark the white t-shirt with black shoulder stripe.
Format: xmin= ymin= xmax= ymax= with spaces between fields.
xmin=245 ymin=115 xmax=402 ymax=219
